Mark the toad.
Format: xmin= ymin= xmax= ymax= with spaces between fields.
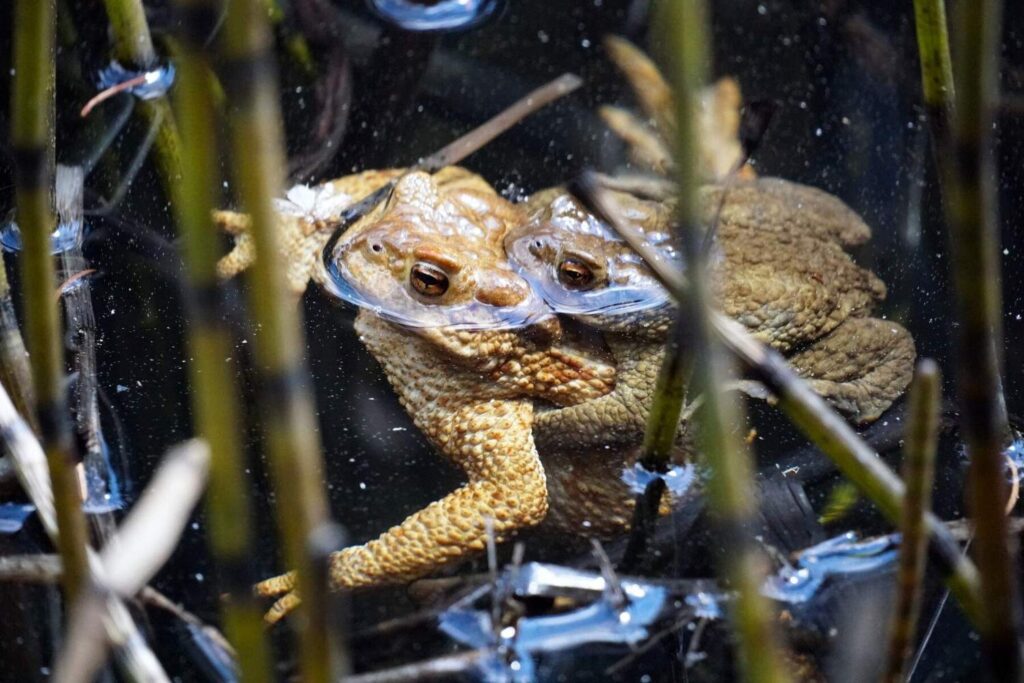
xmin=252 ymin=168 xmax=618 ymax=621
xmin=506 ymin=178 xmax=916 ymax=459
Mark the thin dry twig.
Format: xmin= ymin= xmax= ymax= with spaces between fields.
xmin=54 ymin=440 xmax=209 ymax=682
xmin=0 ymin=379 xmax=169 ymax=682
xmin=100 ymin=439 xmax=210 ymax=595
xmin=0 ymin=554 xmax=63 ymax=583
xmin=321 ymin=72 xmax=584 ymax=259
xmin=341 ymin=650 xmax=490 ymax=683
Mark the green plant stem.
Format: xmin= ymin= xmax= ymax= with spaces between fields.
xmin=655 ymin=1 xmax=791 ymax=681
xmin=883 ymin=360 xmax=940 ymax=683
xmin=170 ymin=8 xmax=273 ymax=682
xmin=100 ymin=0 xmax=184 ymax=209
xmin=912 ymin=0 xmax=954 ymax=114
xmin=11 ymin=0 xmax=90 ymax=605
xmin=950 ymin=2 xmax=1022 ymax=676
xmin=639 ymin=316 xmax=690 ymax=469
xmin=219 ymin=1 xmax=333 ymax=680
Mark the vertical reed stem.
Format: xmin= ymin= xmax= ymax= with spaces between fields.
xmin=883 ymin=359 xmax=940 ymax=683
xmin=639 ymin=316 xmax=690 ymax=469
xmin=913 ymin=0 xmax=1023 ymax=674
xmin=219 ymin=1 xmax=333 ymax=680
xmin=11 ymin=0 xmax=90 ymax=604
xmin=100 ymin=0 xmax=184 ymax=208
xmin=656 ymin=1 xmax=791 ymax=680
xmin=171 ymin=5 xmax=273 ymax=680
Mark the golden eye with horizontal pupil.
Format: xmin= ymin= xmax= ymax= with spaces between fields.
xmin=410 ymin=262 xmax=450 ymax=297
xmin=557 ymin=257 xmax=595 ymax=290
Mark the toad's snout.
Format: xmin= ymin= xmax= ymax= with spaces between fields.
xmin=475 ymin=270 xmax=532 ymax=307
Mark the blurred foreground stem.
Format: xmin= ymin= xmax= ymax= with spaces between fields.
xmin=913 ymin=1 xmax=1023 ymax=675
xmin=655 ymin=1 xmax=791 ymax=680
xmin=883 ymin=360 xmax=940 ymax=683
xmin=171 ymin=5 xmax=272 ymax=680
xmin=11 ymin=0 xmax=90 ymax=604
xmin=219 ymin=0 xmax=335 ymax=680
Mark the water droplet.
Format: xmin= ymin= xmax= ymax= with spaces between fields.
xmin=368 ymin=0 xmax=501 ymax=32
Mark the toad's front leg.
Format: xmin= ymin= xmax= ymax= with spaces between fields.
xmin=256 ymin=397 xmax=547 ymax=623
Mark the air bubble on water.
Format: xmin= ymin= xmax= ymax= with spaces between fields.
xmin=0 ymin=219 xmax=83 ymax=254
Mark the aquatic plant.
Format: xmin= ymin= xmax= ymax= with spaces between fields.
xmin=170 ymin=2 xmax=273 ymax=680
xmin=11 ymin=0 xmax=90 ymax=605
xmin=653 ymin=0 xmax=792 ymax=680
xmin=912 ymin=0 xmax=1023 ymax=676
xmin=217 ymin=0 xmax=336 ymax=679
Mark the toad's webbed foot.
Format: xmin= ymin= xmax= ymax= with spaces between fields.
xmin=786 ymin=317 xmax=915 ymax=424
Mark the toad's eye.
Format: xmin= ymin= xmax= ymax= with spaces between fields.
xmin=557 ymin=257 xmax=595 ymax=290
xmin=410 ymin=262 xmax=450 ymax=297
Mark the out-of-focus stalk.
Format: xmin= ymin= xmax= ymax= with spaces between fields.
xmin=882 ymin=360 xmax=940 ymax=683
xmin=913 ymin=1 xmax=1023 ymax=675
xmin=218 ymin=1 xmax=334 ymax=680
xmin=100 ymin=0 xmax=183 ymax=206
xmin=11 ymin=0 xmax=90 ymax=604
xmin=912 ymin=0 xmax=954 ymax=140
xmin=655 ymin=1 xmax=791 ymax=681
xmin=170 ymin=5 xmax=273 ymax=681
xmin=639 ymin=315 xmax=690 ymax=469
xmin=0 ymin=264 xmax=35 ymax=426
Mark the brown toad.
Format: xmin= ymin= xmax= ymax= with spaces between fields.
xmin=252 ymin=168 xmax=617 ymax=621
xmin=506 ymin=178 xmax=916 ymax=460
xmin=502 ymin=179 xmax=915 ymax=537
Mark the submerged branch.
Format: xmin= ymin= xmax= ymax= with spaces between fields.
xmin=883 ymin=360 xmax=941 ymax=683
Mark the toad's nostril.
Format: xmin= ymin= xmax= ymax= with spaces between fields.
xmin=476 ymin=272 xmax=529 ymax=307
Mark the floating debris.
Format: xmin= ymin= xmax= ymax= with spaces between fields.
xmin=762 ymin=532 xmax=899 ymax=604
xmin=440 ymin=562 xmax=668 ymax=681
xmin=80 ymin=61 xmax=176 ymax=117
